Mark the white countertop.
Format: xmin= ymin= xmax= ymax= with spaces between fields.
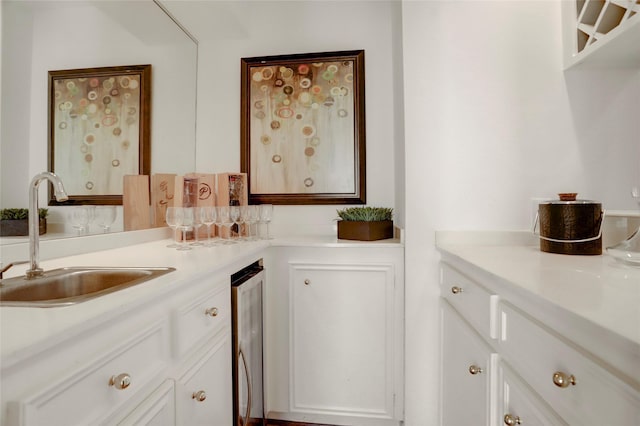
xmin=0 ymin=235 xmax=402 ymax=364
xmin=436 ymin=231 xmax=640 ymax=349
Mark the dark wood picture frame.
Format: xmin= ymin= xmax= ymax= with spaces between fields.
xmin=48 ymin=64 xmax=151 ymax=205
xmin=241 ymin=50 xmax=366 ymax=205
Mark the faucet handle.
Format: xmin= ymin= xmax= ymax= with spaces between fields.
xmin=0 ymin=261 xmax=29 ymax=279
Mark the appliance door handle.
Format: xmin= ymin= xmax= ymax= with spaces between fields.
xmin=239 ymin=345 xmax=252 ymax=426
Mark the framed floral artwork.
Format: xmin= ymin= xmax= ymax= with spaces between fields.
xmin=240 ymin=50 xmax=366 ymax=205
xmin=48 ymin=64 xmax=151 ymax=205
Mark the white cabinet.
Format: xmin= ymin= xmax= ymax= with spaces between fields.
xmin=440 ymin=261 xmax=640 ymax=426
xmin=440 ymin=301 xmax=495 ymax=426
xmin=175 ymin=330 xmax=232 ymax=426
xmin=499 ymin=302 xmax=640 ymax=426
xmin=116 ymin=380 xmax=176 ymax=426
xmin=1 ymin=275 xmax=233 ymax=426
xmin=497 ymin=362 xmax=567 ymax=426
xmin=4 ymin=316 xmax=171 ymax=426
xmin=264 ymin=245 xmax=404 ymax=426
xmin=562 ymin=0 xmax=640 ymax=68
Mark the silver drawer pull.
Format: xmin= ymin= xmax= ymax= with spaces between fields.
xmin=468 ymin=365 xmax=483 ymax=375
xmin=451 ymin=286 xmax=463 ymax=294
xmin=504 ymin=414 xmax=521 ymax=425
xmin=304 ymin=279 xmax=310 ymax=285
xmin=552 ymin=371 xmax=576 ymax=388
xmin=109 ymin=373 xmax=131 ymax=390
xmin=192 ymin=390 xmax=207 ymax=402
xmin=205 ymin=307 xmax=218 ymax=317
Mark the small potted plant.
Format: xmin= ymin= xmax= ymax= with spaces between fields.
xmin=0 ymin=208 xmax=48 ymax=237
xmin=336 ymin=206 xmax=394 ymax=241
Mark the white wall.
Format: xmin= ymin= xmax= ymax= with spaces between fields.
xmin=402 ymin=1 xmax=639 ymax=425
xmin=167 ymin=1 xmax=404 ymax=235
xmin=0 ymin=3 xmax=33 ymax=208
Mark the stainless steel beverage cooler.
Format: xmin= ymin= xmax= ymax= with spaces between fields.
xmin=231 ymin=260 xmax=265 ymax=426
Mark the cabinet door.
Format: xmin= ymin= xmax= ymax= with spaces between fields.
xmin=116 ymin=380 xmax=175 ymax=426
xmin=497 ymin=361 xmax=567 ymax=426
xmin=176 ymin=330 xmax=232 ymax=426
xmin=289 ymin=263 xmax=397 ymax=421
xmin=441 ymin=301 xmax=495 ymax=426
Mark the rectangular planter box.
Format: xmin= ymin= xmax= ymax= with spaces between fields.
xmin=337 ymin=220 xmax=393 ymax=241
xmin=0 ymin=218 xmax=46 ymax=237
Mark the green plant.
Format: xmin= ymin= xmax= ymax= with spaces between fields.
xmin=0 ymin=208 xmax=48 ymax=220
xmin=336 ymin=206 xmax=393 ymax=222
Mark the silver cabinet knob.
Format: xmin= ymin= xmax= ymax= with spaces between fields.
xmin=205 ymin=307 xmax=218 ymax=317
xmin=451 ymin=286 xmax=463 ymax=294
xmin=192 ymin=390 xmax=207 ymax=402
xmin=504 ymin=414 xmax=522 ymax=425
xmin=553 ymin=371 xmax=576 ymax=388
xmin=109 ymin=373 xmax=131 ymax=390
xmin=468 ymin=365 xmax=483 ymax=375
xmin=304 ymin=279 xmax=310 ymax=285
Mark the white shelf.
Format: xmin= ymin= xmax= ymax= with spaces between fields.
xmin=564 ymin=0 xmax=640 ymax=69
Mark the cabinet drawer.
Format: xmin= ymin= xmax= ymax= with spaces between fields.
xmin=441 ymin=264 xmax=498 ymax=339
xmin=497 ymin=360 xmax=567 ymax=426
xmin=441 ymin=301 xmax=495 ymax=426
xmin=176 ymin=330 xmax=232 ymax=425
xmin=116 ymin=380 xmax=175 ymax=426
xmin=7 ymin=321 xmax=168 ymax=426
xmin=173 ymin=283 xmax=230 ymax=358
xmin=499 ymin=302 xmax=640 ymax=425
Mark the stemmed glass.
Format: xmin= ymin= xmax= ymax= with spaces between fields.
xmin=190 ymin=207 xmax=204 ymax=247
xmin=177 ymin=207 xmax=194 ymax=251
xmin=165 ymin=207 xmax=182 ymax=248
xmin=69 ymin=206 xmax=90 ymax=235
xmin=217 ymin=206 xmax=234 ymax=244
xmin=95 ymin=206 xmax=116 ymax=233
xmin=247 ymin=205 xmax=259 ymax=240
xmin=239 ymin=205 xmax=250 ymax=240
xmin=230 ymin=205 xmax=241 ymax=240
xmin=200 ymin=206 xmax=217 ymax=246
xmin=259 ymin=204 xmax=273 ymax=239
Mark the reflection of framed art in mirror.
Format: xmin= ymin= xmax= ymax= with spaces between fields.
xmin=48 ymin=64 xmax=151 ymax=205
xmin=240 ymin=50 xmax=366 ymax=205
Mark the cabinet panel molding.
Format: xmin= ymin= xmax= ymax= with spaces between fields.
xmin=7 ymin=320 xmax=169 ymax=426
xmin=288 ymin=262 xmax=395 ymax=418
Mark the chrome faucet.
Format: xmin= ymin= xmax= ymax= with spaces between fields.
xmin=26 ymin=172 xmax=68 ymax=279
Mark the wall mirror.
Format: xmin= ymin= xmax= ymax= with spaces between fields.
xmin=0 ymin=0 xmax=197 ymax=245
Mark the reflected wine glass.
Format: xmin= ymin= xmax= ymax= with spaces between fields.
xmin=165 ymin=207 xmax=182 ymax=248
xmin=239 ymin=205 xmax=250 ymax=240
xmin=230 ymin=205 xmax=241 ymax=239
xmin=190 ymin=207 xmax=204 ymax=247
xmin=259 ymin=204 xmax=273 ymax=239
xmin=69 ymin=206 xmax=90 ymax=235
xmin=177 ymin=207 xmax=194 ymax=251
xmin=95 ymin=206 xmax=116 ymax=233
xmin=200 ymin=206 xmax=217 ymax=246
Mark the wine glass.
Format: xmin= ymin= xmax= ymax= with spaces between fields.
xmin=95 ymin=206 xmax=116 ymax=233
xmin=259 ymin=204 xmax=273 ymax=239
xmin=200 ymin=206 xmax=217 ymax=246
xmin=69 ymin=206 xmax=90 ymax=235
xmin=165 ymin=207 xmax=182 ymax=248
xmin=177 ymin=207 xmax=194 ymax=251
xmin=230 ymin=205 xmax=241 ymax=239
xmin=239 ymin=205 xmax=250 ymax=240
xmin=217 ymin=206 xmax=234 ymax=244
xmin=190 ymin=207 xmax=204 ymax=246
xmin=247 ymin=205 xmax=259 ymax=240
